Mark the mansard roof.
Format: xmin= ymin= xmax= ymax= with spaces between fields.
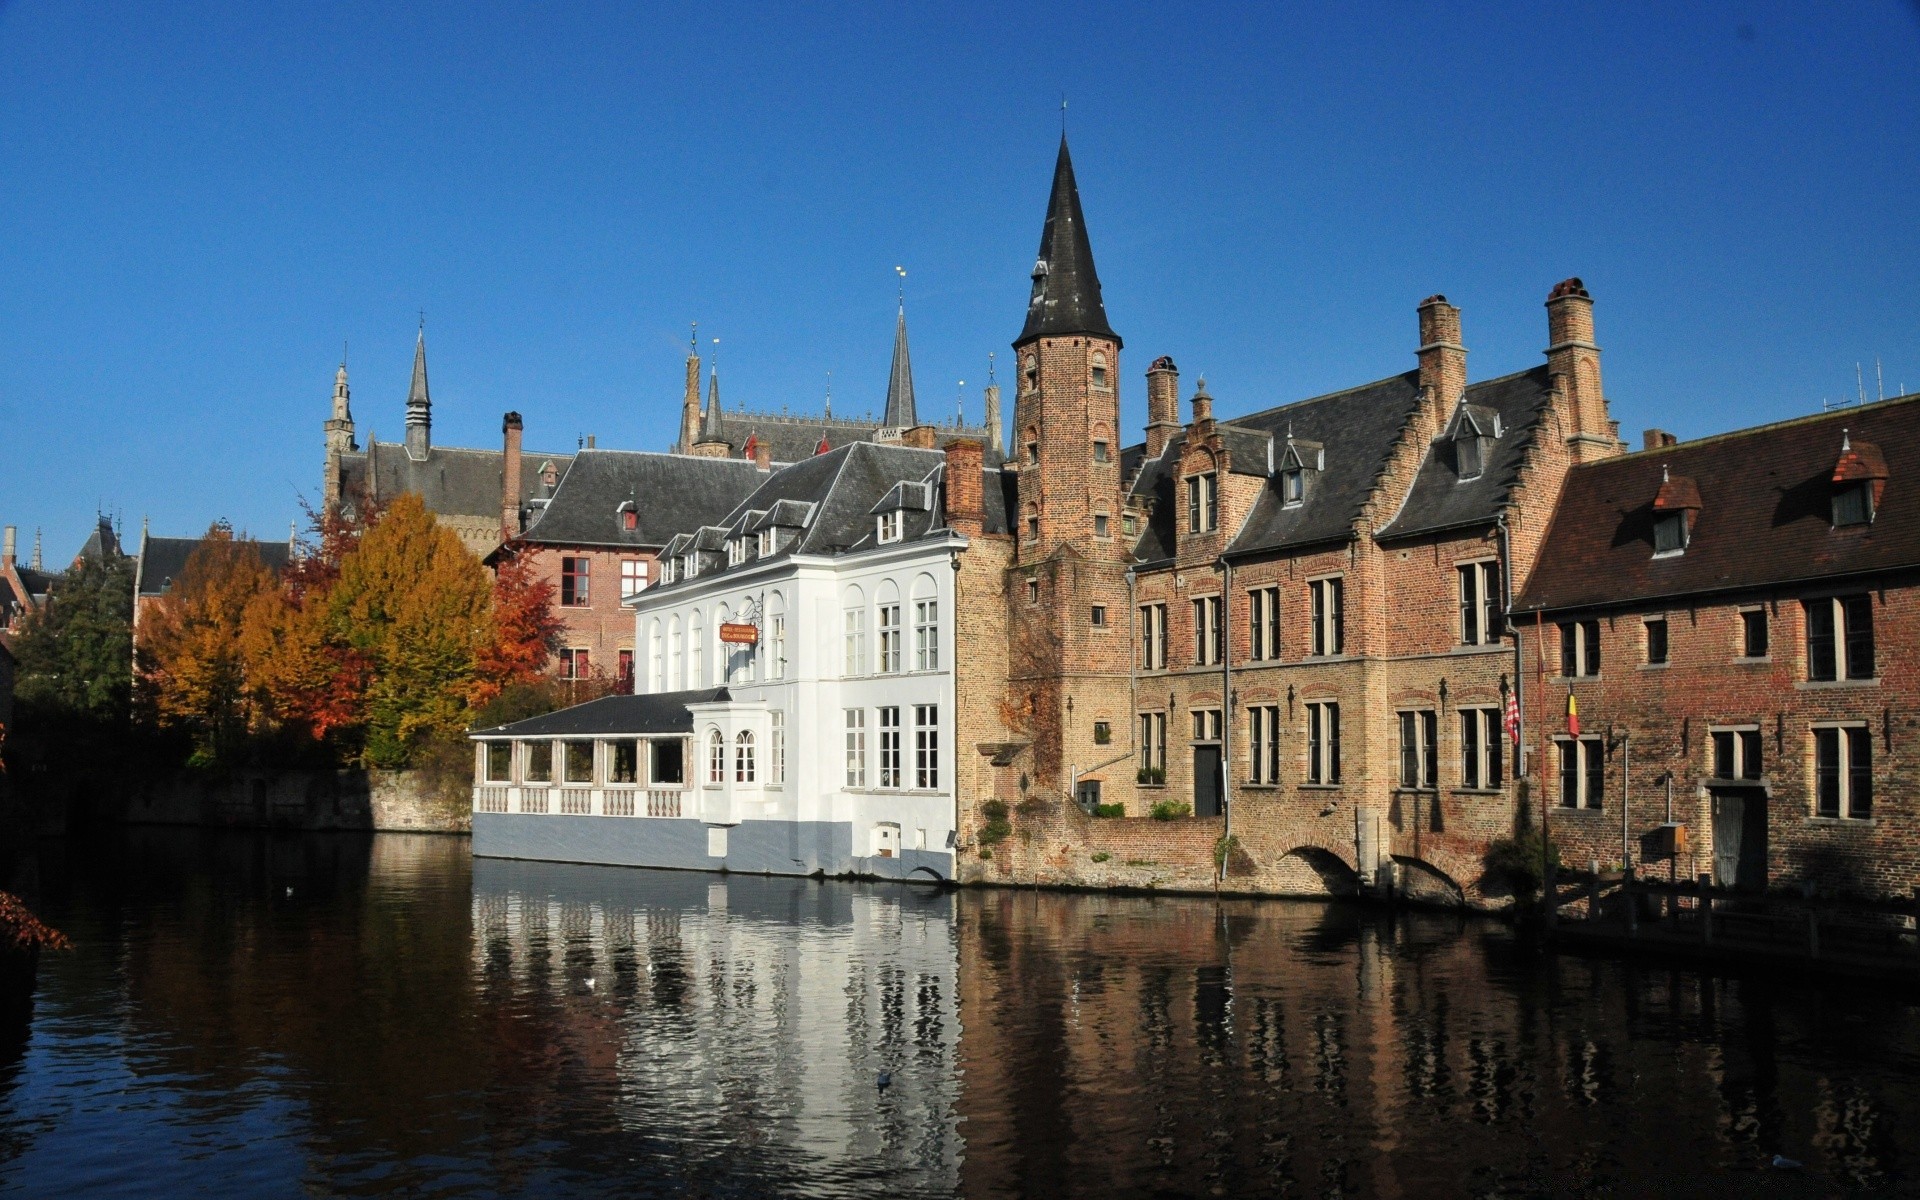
xmin=517 ymin=450 xmax=765 ymax=549
xmin=1516 ymin=392 xmax=1920 ymax=615
xmin=1376 ymin=366 xmax=1556 ymax=541
xmin=470 ymin=688 xmax=731 ymax=738
xmin=337 ymin=441 xmax=575 ymax=522
xmin=1017 ymin=136 xmax=1119 ymax=347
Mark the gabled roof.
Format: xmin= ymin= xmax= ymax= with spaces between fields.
xmin=517 ymin=450 xmax=765 ymax=549
xmin=1515 ymin=392 xmax=1920 ymax=614
xmin=137 ymin=534 xmax=293 ymax=598
xmin=1377 ymin=366 xmax=1557 ymax=540
xmin=470 ymin=688 xmax=731 ymax=738
xmin=1017 ymin=136 xmax=1119 ymax=348
xmin=337 ymin=442 xmax=576 ymax=522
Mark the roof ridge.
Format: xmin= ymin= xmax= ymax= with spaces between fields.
xmin=1598 ymin=391 xmax=1920 ymax=466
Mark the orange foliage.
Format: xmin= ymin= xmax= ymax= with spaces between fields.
xmin=472 ymin=542 xmax=561 ymax=707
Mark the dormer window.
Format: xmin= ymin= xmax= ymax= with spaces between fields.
xmin=878 ymin=511 xmax=903 ymax=544
xmin=1276 ymin=436 xmax=1323 ymax=509
xmin=1186 ymin=472 xmax=1218 ymax=533
xmin=660 ymin=559 xmax=675 ymax=585
xmin=1650 ymin=466 xmax=1702 ymax=558
xmin=1091 ymin=352 xmax=1108 ymax=389
xmin=1830 ymin=430 xmax=1886 ymax=529
xmin=758 ymin=529 xmax=775 ymax=556
xmin=728 ymin=539 xmax=747 ymax=566
xmin=1456 ymin=434 xmax=1483 ymax=481
xmin=1834 ymin=482 xmax=1874 ymax=527
xmin=621 ymin=507 xmax=638 ymax=531
xmin=1653 ymin=511 xmax=1689 ymax=554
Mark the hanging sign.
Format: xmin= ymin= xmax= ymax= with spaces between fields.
xmin=719 ymin=623 xmax=760 ymax=645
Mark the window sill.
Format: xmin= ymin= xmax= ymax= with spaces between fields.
xmin=1804 ymin=816 xmax=1875 ymax=827
xmin=1638 ymin=662 xmax=1669 ymax=670
xmin=1298 ymin=783 xmax=1342 ymax=791
xmin=1302 ymin=654 xmax=1346 ymax=663
xmin=1554 ymin=805 xmax=1609 ymax=817
xmin=1452 ymin=642 xmax=1505 ymax=654
xmin=1391 ymin=786 xmax=1439 ymax=796
xmin=1136 ymin=782 xmax=1167 ymax=790
xmin=1733 ymin=656 xmax=1772 ymax=665
xmin=1451 ymin=787 xmax=1507 ymax=796
xmin=1797 ymin=677 xmax=1880 ymax=690
xmin=1552 ymin=674 xmax=1602 ymax=683
xmin=1240 ymin=782 xmax=1282 ymax=791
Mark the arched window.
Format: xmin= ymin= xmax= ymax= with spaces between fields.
xmin=734 ymin=730 xmax=756 ymax=783
xmin=707 ymin=729 xmax=725 ymax=784
xmin=1023 ymin=354 xmax=1038 ymax=392
xmin=1024 ymin=425 xmax=1039 ymax=466
xmin=648 ymin=619 xmax=663 ymax=692
xmin=689 ymin=609 xmax=705 ymax=687
xmin=1091 ymin=351 xmax=1108 ymax=389
xmin=1025 ymin=503 xmax=1040 ymax=542
xmin=668 ymin=616 xmax=684 ymax=689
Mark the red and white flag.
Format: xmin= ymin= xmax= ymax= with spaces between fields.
xmin=1504 ymin=691 xmax=1521 ymax=746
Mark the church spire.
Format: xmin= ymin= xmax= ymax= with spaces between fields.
xmin=404 ymin=322 xmax=431 ymax=461
xmin=692 ymin=363 xmax=732 ymax=457
xmin=884 ymin=303 xmax=917 ymax=427
xmin=325 ymin=353 xmax=357 ymax=457
xmin=1017 ymin=136 xmax=1119 ymax=348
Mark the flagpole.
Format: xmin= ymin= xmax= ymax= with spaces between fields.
xmin=1535 ymin=609 xmax=1551 ymax=909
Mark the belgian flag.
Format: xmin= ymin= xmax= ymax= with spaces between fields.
xmin=1566 ymin=692 xmax=1581 ymax=738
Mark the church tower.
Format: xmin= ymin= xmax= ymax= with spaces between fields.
xmin=691 ymin=367 xmax=733 ymax=457
xmin=404 ymin=325 xmax=432 ymax=462
xmin=678 ymin=329 xmax=702 ymax=454
xmin=323 ymin=358 xmax=357 ymax=508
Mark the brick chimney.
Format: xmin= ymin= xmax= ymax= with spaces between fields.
xmin=1416 ymin=294 xmax=1466 ymax=434
xmin=1545 ymin=278 xmax=1618 ymax=460
xmin=1190 ymin=379 xmax=1214 ymax=433
xmin=755 ymin=440 xmax=772 ymax=471
xmin=944 ymin=439 xmax=984 ymax=537
xmin=1643 ymin=428 xmax=1677 ymax=451
xmin=1145 ymin=356 xmax=1180 ymax=458
xmin=902 ymin=424 xmax=937 ymax=450
xmin=501 ymin=412 xmax=524 ymax=539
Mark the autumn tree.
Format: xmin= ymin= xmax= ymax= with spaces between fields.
xmin=137 ymin=524 xmax=278 ymax=764
xmin=471 ymin=541 xmax=561 ymax=708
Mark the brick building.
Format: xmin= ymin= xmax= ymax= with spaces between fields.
xmin=1512 ymin=395 xmax=1920 ymax=901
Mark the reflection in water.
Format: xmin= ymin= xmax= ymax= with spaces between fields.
xmin=0 ymin=830 xmax=1916 ymax=1197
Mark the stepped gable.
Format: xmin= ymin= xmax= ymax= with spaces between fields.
xmin=517 ymin=450 xmax=765 ymax=549
xmin=1377 ymin=365 xmax=1557 ymax=540
xmin=1516 ymin=391 xmax=1920 ymax=615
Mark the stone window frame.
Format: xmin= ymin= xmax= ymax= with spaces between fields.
xmin=1137 ymin=711 xmax=1168 ymax=779
xmin=1557 ymin=618 xmax=1601 ymax=678
xmin=1395 ymin=708 xmax=1439 ymax=790
xmin=1456 ymin=559 xmax=1501 ymax=647
xmin=1307 ymin=575 xmax=1344 ymax=658
xmin=1552 ymin=735 xmax=1606 ymax=810
xmin=1248 ymin=585 xmax=1281 ymax=662
xmin=1458 ymin=707 xmax=1505 ymax=791
xmin=1139 ymin=602 xmax=1167 ymax=670
xmin=1708 ymin=724 xmax=1763 ymax=783
xmin=1247 ymin=704 xmax=1281 ymax=785
xmin=1804 ymin=593 xmax=1874 ymax=682
xmin=1305 ymin=701 xmax=1341 ymax=785
xmin=1810 ymin=722 xmax=1872 ymax=820
xmin=1191 ymin=594 xmax=1223 ymax=666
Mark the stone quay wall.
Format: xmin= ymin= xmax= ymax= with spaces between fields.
xmin=122 ymin=768 xmax=470 ymax=834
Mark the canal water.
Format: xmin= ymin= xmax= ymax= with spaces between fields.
xmin=1 ymin=829 xmax=1916 ymax=1197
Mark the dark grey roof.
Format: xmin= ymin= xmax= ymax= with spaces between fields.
xmin=337 ymin=442 xmax=575 ymax=521
xmin=883 ymin=307 xmax=917 ymax=427
xmin=77 ymin=518 xmax=124 ymax=564
xmin=408 ymin=330 xmax=429 ymax=408
xmin=1017 ymin=136 xmax=1119 ymax=348
xmin=698 ymin=372 xmax=726 ymax=444
xmin=137 ymin=534 xmax=293 ymax=597
xmin=1377 ymin=367 xmax=1556 ymax=541
xmin=1127 ymin=438 xmax=1184 ymax=564
xmin=518 ymin=450 xmax=765 ymax=549
xmin=470 ymin=688 xmax=731 ymax=738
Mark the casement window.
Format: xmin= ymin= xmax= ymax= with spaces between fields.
xmin=1249 ymin=586 xmax=1281 ymax=661
xmin=914 ymin=599 xmax=939 ymax=670
xmin=1559 ymin=619 xmax=1601 ymax=677
xmin=877 ymin=511 xmax=903 ymax=544
xmin=1457 ymin=434 xmax=1483 ymax=481
xmin=1192 ymin=596 xmax=1223 ymax=665
xmin=1140 ymin=603 xmax=1167 ymax=669
xmin=668 ymin=620 xmax=684 ymax=687
xmin=483 ymin=742 xmax=513 ymax=784
xmin=1458 ymin=561 xmax=1501 ymax=646
xmin=1309 ymin=578 xmax=1344 ymax=657
xmin=1653 ymin=512 xmax=1689 ymax=555
xmin=1711 ymin=728 xmax=1762 ymax=781
xmin=1123 ymin=513 xmax=1137 ymax=537
xmin=734 ymin=731 xmax=755 ymax=783
xmin=1739 ymin=608 xmax=1769 ymax=658
xmin=1397 ymin=710 xmax=1439 ymax=789
xmin=1091 ymin=353 xmax=1109 ymax=389
xmin=843 ymin=606 xmax=867 ymax=674
xmin=1094 ymin=512 xmax=1111 ymax=538
xmin=1138 ymin=712 xmax=1167 ymax=776
xmin=768 ymin=712 xmax=786 ymax=786
xmin=1281 ymin=465 xmax=1305 ymax=507
xmin=1814 ymin=726 xmax=1872 ymax=819
xmin=914 ymin=704 xmax=939 ymax=789
xmin=1833 ymin=482 xmax=1874 ymax=527
xmin=1093 ymin=439 xmax=1111 ymax=463
xmin=560 ymin=557 xmax=591 ymax=606
xmin=768 ymin=612 xmax=787 ymax=679
xmin=1191 ymin=708 xmax=1221 ymax=742
xmin=1249 ymin=705 xmax=1281 ymax=784
xmin=877 ymin=603 xmax=902 ymax=673
xmin=607 ymin=739 xmax=639 ymax=785
xmin=1306 ymin=702 xmax=1341 ymax=784
xmin=617 ymin=650 xmax=634 ymax=692
xmin=1556 ymin=737 xmax=1605 ymax=809
xmin=1186 ymin=472 xmax=1218 ymax=533
xmin=1645 ymin=617 xmax=1669 ymax=665
xmin=620 ymin=559 xmax=649 ymax=599
xmin=707 ymin=731 xmax=725 ymax=784
xmin=757 ymin=529 xmax=775 ymax=557
xmin=559 ymin=648 xmax=591 ymax=680
xmin=878 ymin=706 xmax=902 ymax=788
xmin=1090 ymin=604 xmax=1107 ymax=627
xmin=523 ymin=740 xmax=554 ymax=784
xmin=689 ymin=612 xmax=704 ymax=686
xmin=621 ymin=508 xmax=638 ymax=532
xmin=1805 ymin=594 xmax=1874 ymax=681
xmin=728 ymin=539 xmax=747 ymax=566
xmin=661 ymin=559 xmax=676 ymax=585
xmin=564 ymin=740 xmax=595 ymax=784
xmin=844 ymin=710 xmax=867 ymax=787
xmin=1460 ymin=708 xmax=1505 ymax=790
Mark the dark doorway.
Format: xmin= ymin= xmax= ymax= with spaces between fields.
xmin=1710 ymin=787 xmax=1767 ymax=892
xmin=1193 ymin=746 xmax=1223 ymax=818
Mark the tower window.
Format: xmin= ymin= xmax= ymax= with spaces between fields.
xmin=1094 ymin=512 xmax=1111 ymax=538
xmin=1093 ymin=440 xmax=1110 ymax=463
xmin=1023 ymin=356 xmax=1038 ymax=391
xmin=1091 ymin=353 xmax=1108 ymax=389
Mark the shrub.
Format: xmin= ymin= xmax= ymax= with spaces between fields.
xmin=1214 ymin=834 xmax=1242 ymax=872
xmin=1090 ymin=851 xmax=1111 ymax=863
xmin=1135 ymin=766 xmax=1166 ymax=786
xmin=1485 ymin=828 xmax=1562 ymax=899
xmin=978 ymin=799 xmax=1012 ymax=848
xmin=1149 ymin=800 xmax=1191 ymax=821
xmin=1093 ymin=802 xmax=1125 ymax=818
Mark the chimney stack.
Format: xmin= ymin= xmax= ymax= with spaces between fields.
xmin=1190 ymin=380 xmax=1214 ymax=430
xmin=2 ymin=526 xmax=14 ymax=567
xmin=1544 ymin=278 xmax=1618 ymax=460
xmin=1643 ymin=428 xmax=1678 ymax=451
xmin=755 ymin=440 xmax=772 ymax=471
xmin=501 ymin=413 xmax=524 ymax=539
xmin=902 ymin=424 xmax=937 ymax=450
xmin=982 ymin=380 xmax=1003 ymax=456
xmin=1146 ymin=356 xmax=1181 ymax=458
xmin=1416 ymin=295 xmax=1467 ymax=434
xmin=944 ymin=439 xmax=984 ymax=537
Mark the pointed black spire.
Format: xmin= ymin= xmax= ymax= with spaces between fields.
xmin=1017 ymin=136 xmax=1119 ymax=348
xmin=405 ymin=324 xmax=432 ymax=460
xmin=884 ymin=305 xmax=917 ymax=426
xmin=698 ymin=367 xmax=727 ymax=444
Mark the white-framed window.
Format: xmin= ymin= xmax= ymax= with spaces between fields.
xmin=914 ymin=704 xmax=939 ymax=789
xmin=1282 ymin=465 xmax=1305 ymax=507
xmin=768 ymin=606 xmax=788 ymax=680
xmin=689 ymin=610 xmax=705 ymax=687
xmin=1140 ymin=603 xmax=1167 ymax=669
xmin=878 ymin=706 xmax=902 ymax=788
xmin=660 ymin=558 xmax=676 ymax=585
xmin=482 ymin=741 xmax=513 ymax=783
xmin=1138 ymin=712 xmax=1167 ymax=777
xmin=1556 ymin=737 xmax=1605 ymax=808
xmin=648 ymin=621 xmax=663 ymax=691
xmin=669 ymin=616 xmax=684 ymax=688
xmin=1805 ymin=594 xmax=1874 ymax=681
xmin=758 ymin=528 xmax=775 ymax=556
xmin=734 ymin=730 xmax=755 ymax=783
xmin=563 ymin=739 xmax=595 ymax=784
xmin=914 ymin=598 xmax=939 ymax=670
xmin=843 ymin=605 xmax=867 ymax=674
xmin=1192 ymin=595 xmax=1222 ymax=665
xmin=878 ymin=603 xmax=902 ymax=673
xmin=878 ymin=510 xmax=903 ymax=544
xmin=1306 ymin=701 xmax=1340 ymax=784
xmin=1460 ymin=708 xmax=1505 ymax=790
xmin=707 ymin=730 xmax=725 ymax=784
xmin=1711 ymin=727 xmax=1762 ymax=781
xmin=770 ymin=712 xmax=785 ymax=786
xmin=1309 ymin=577 xmax=1343 ymax=657
xmin=1186 ymin=472 xmax=1218 ymax=533
xmin=1249 ymin=705 xmax=1280 ymax=784
xmin=728 ymin=539 xmax=747 ymax=566
xmin=844 ymin=709 xmax=867 ymax=787
xmin=523 ymin=740 xmax=554 ymax=784
xmin=621 ymin=559 xmax=649 ymax=600
xmin=1558 ymin=619 xmax=1600 ymax=677
xmin=1249 ymin=586 xmax=1280 ymax=661
xmin=1397 ymin=709 xmax=1438 ymax=789
xmin=1813 ymin=725 xmax=1871 ymax=819
xmin=1458 ymin=561 xmax=1501 ymax=646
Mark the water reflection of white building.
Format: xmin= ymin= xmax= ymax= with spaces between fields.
xmin=470 ymin=859 xmax=961 ymax=1193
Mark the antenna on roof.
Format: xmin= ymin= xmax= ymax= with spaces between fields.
xmin=1857 ymin=362 xmax=1867 ymax=407
xmin=988 ymin=351 xmax=996 ymax=384
xmin=956 ymin=380 xmax=965 ymax=425
xmin=825 ymin=369 xmax=832 ymax=419
xmin=1877 ymin=358 xmax=1884 ymax=403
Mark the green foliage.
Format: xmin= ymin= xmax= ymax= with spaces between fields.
xmin=978 ymin=798 xmax=1012 ymax=848
xmin=470 ymin=678 xmax=573 ymax=731
xmin=13 ymin=550 xmax=133 ymax=719
xmin=1090 ymin=851 xmax=1111 ymax=863
xmin=1149 ymin=800 xmax=1191 ymax=821
xmin=1093 ymin=802 xmax=1125 ymax=818
xmin=1486 ymin=828 xmax=1563 ymax=899
xmin=1214 ymin=834 xmax=1242 ymax=871
xmin=1135 ymin=765 xmax=1166 ymax=785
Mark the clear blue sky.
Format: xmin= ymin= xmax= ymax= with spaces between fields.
xmin=3 ymin=1 xmax=1917 ymax=561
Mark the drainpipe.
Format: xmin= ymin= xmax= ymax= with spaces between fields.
xmin=1218 ymin=556 xmax=1234 ymax=882
xmin=1621 ymin=731 xmax=1631 ymax=869
xmin=1496 ymin=513 xmax=1521 ymax=776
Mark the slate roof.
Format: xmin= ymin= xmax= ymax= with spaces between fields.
xmin=1515 ymin=392 xmax=1920 ymax=615
xmin=470 ymin=688 xmax=731 ymax=738
xmin=883 ymin=307 xmax=918 ymax=427
xmin=518 ymin=450 xmax=766 ymax=550
xmin=336 ymin=441 xmax=575 ymax=521
xmin=136 ymin=534 xmax=292 ymax=597
xmin=1376 ymin=366 xmax=1556 ymax=540
xmin=1018 ymin=136 xmax=1119 ymax=347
